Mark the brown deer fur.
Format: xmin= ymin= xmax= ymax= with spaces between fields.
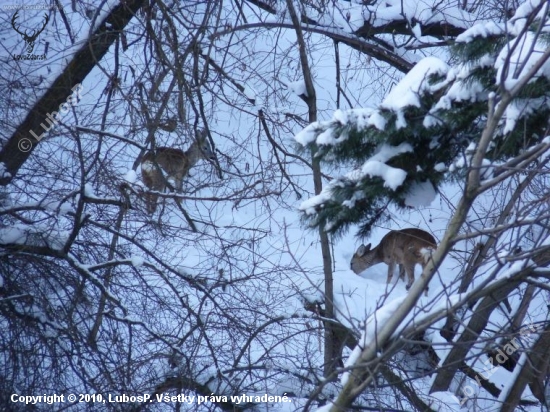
xmin=350 ymin=228 xmax=437 ymax=294
xmin=140 ymin=130 xmax=215 ymax=214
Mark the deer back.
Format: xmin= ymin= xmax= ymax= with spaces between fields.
xmin=141 ymin=147 xmax=189 ymax=192
xmin=350 ymin=228 xmax=436 ymax=274
xmin=140 ymin=130 xmax=215 ymax=190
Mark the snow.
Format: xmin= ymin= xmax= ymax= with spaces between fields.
xmin=350 ymin=108 xmax=388 ymax=131
xmin=411 ymin=23 xmax=422 ymax=40
xmin=509 ymin=0 xmax=549 ymax=33
xmin=442 ymin=75 xmax=483 ymax=103
xmin=360 ymin=160 xmax=407 ymax=190
xmin=455 ymin=21 xmax=505 ymax=43
xmin=382 ymin=57 xmax=449 ymax=129
xmin=496 ymin=260 xmax=533 ymax=280
xmin=48 ymin=200 xmax=72 ymax=215
xmin=365 ymin=0 xmax=474 ymax=30
xmin=0 ymin=224 xmax=68 ymax=250
xmin=316 ymin=128 xmax=341 ymax=145
xmin=0 ymin=162 xmax=9 ymax=179
xmin=286 ymin=80 xmax=307 ymax=97
xmin=294 ymin=123 xmax=322 ymax=146
xmin=495 ymin=31 xmax=550 ymax=91
xmin=0 ymin=200 xmax=73 ymax=215
xmin=130 ymin=256 xmax=145 ymax=267
xmin=429 ymin=51 xmax=497 ymax=125
xmin=404 ymin=180 xmax=437 ymax=207
xmin=298 ymin=189 xmax=331 ymax=215
xmin=496 ymin=351 xmax=529 ymax=403
xmin=341 ymin=191 xmax=365 ymax=209
xmin=1 ymin=226 xmax=30 ymax=244
xmin=123 ymin=169 xmax=138 ymax=184
xmin=340 ymin=288 xmax=465 ymax=386
xmin=84 ymin=183 xmax=96 ymax=197
xmin=332 ymin=109 xmax=348 ymax=125
xmin=370 ymin=143 xmax=412 ymax=163
xmin=341 ymin=295 xmax=407 ymax=385
xmin=366 ymin=110 xmax=386 ymax=130
xmin=293 ymin=108 xmax=388 ymax=148
xmin=427 ymin=391 xmax=462 ymax=411
xmin=349 ymin=143 xmax=413 ymax=190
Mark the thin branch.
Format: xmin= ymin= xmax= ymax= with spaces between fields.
xmin=210 ymin=22 xmax=413 ymax=73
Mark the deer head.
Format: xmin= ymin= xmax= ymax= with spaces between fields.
xmin=12 ymin=10 xmax=49 ymax=54
xmin=193 ymin=129 xmax=217 ymax=162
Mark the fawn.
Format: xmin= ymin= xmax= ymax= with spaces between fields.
xmin=350 ymin=228 xmax=437 ymax=294
xmin=140 ymin=129 xmax=216 ymax=214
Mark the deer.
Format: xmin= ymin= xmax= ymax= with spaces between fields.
xmin=350 ymin=228 xmax=437 ymax=295
xmin=140 ymin=129 xmax=216 ymax=214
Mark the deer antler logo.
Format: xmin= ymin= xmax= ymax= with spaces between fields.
xmin=11 ymin=10 xmax=49 ymax=54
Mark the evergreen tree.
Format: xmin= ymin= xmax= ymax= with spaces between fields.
xmin=297 ymin=0 xmax=550 ymax=238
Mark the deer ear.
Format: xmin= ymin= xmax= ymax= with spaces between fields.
xmin=197 ymin=128 xmax=208 ymax=141
xmin=357 ymin=244 xmax=366 ymax=256
xmin=361 ymin=243 xmax=372 ymax=255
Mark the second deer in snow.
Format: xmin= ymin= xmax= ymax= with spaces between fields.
xmin=140 ymin=129 xmax=216 ymax=214
xmin=350 ymin=228 xmax=437 ymax=294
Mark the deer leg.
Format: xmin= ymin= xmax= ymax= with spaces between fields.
xmin=404 ymin=263 xmax=415 ymax=290
xmin=142 ymin=169 xmax=160 ymax=214
xmin=147 ymin=179 xmax=165 ymax=214
xmin=398 ymin=264 xmax=406 ymax=282
xmin=422 ymin=264 xmax=429 ymax=296
xmin=145 ymin=192 xmax=158 ymax=214
xmin=387 ymin=261 xmax=396 ymax=284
